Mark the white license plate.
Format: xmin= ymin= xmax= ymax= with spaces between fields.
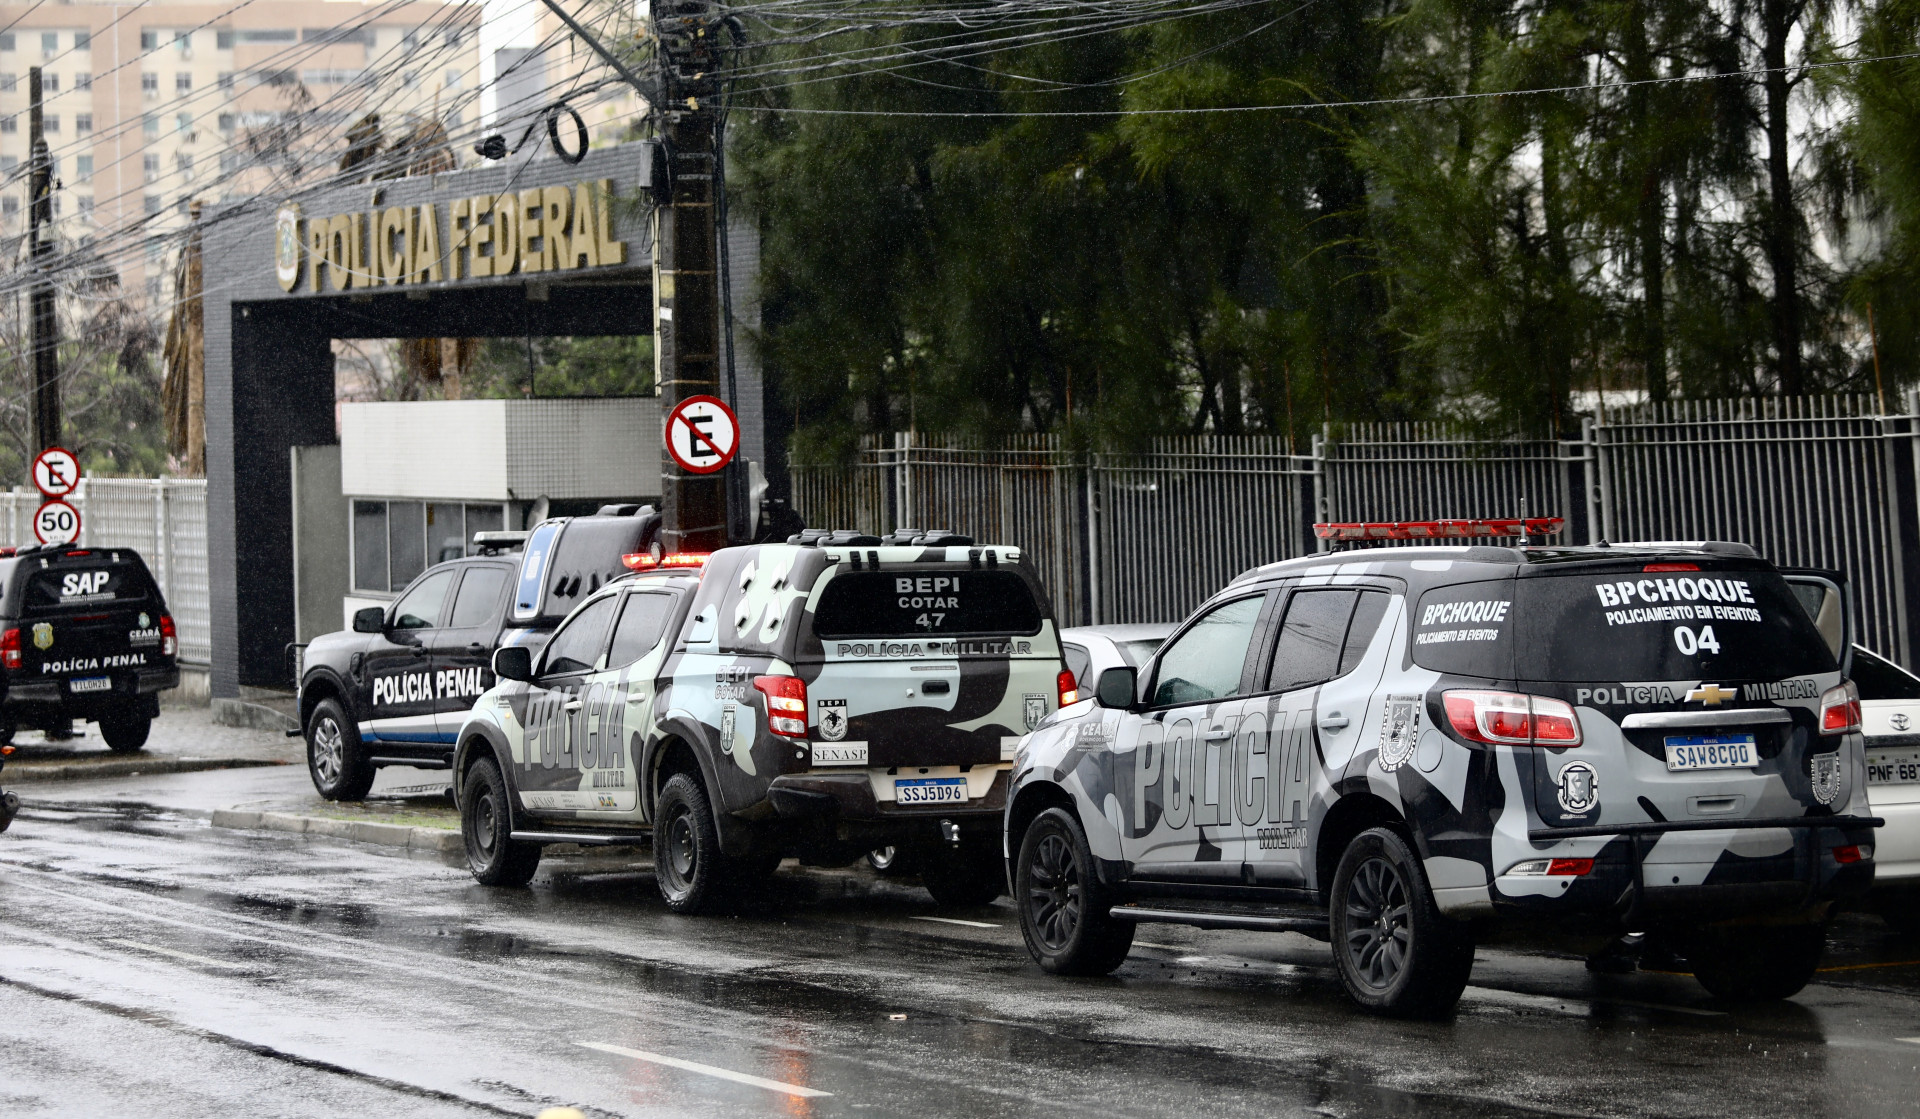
xmin=1867 ymin=747 xmax=1920 ymax=785
xmin=1664 ymin=734 xmax=1758 ymax=772
xmin=68 ymin=676 xmax=112 ymax=694
xmin=895 ymin=777 xmax=967 ymax=805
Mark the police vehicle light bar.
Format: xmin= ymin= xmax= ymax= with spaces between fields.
xmin=621 ymin=552 xmax=712 ymax=570
xmin=1314 ymin=518 xmax=1565 ymax=541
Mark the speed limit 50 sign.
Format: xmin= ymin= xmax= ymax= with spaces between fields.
xmin=33 ymin=500 xmax=80 ymax=545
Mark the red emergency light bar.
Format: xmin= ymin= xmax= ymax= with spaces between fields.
xmin=1313 ymin=518 xmax=1566 ymax=541
xmin=621 ymin=552 xmax=712 ymax=571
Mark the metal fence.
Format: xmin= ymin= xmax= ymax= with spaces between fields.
xmin=792 ymin=395 xmax=1920 ymax=665
xmin=0 ymin=478 xmax=211 ymax=664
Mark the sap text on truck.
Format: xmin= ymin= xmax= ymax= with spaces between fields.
xmin=452 ymin=529 xmax=1071 ymax=913
xmin=1005 ymin=519 xmax=1878 ymax=1016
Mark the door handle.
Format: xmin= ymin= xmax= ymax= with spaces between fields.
xmin=564 ymin=699 xmax=583 ymax=712
xmin=467 ymin=643 xmax=487 ymax=653
xmin=1203 ymin=727 xmax=1234 ymax=741
xmin=410 ymin=646 xmax=428 ymax=657
xmin=1319 ymin=711 xmax=1350 ymax=730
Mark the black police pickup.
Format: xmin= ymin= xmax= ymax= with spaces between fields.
xmin=0 ymin=544 xmax=180 ymax=752
xmin=296 ymin=506 xmax=661 ymax=800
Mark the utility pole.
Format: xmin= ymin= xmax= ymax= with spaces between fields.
xmin=27 ymin=66 xmax=58 ymax=455
xmin=538 ymin=0 xmax=730 ymax=551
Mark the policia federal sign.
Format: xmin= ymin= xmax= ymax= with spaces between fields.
xmin=273 ymin=179 xmax=628 ymax=293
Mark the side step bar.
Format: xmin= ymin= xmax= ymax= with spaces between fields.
xmin=510 ymin=831 xmax=649 ymax=847
xmin=1109 ymin=905 xmax=1330 ymax=938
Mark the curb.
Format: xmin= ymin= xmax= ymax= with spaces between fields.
xmin=4 ymin=757 xmax=286 ymax=783
xmin=209 ymin=807 xmax=463 ymax=854
xmin=211 ymin=698 xmax=300 ymax=734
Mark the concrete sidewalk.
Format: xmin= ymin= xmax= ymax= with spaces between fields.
xmin=2 ymin=704 xmax=298 ymax=782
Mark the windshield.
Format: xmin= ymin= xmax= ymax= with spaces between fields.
xmin=1514 ymin=567 xmax=1837 ymax=682
xmin=813 ymin=570 xmax=1043 ymax=638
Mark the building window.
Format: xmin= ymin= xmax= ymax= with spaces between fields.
xmin=3 ymin=197 xmax=18 ymax=217
xmin=74 ymin=32 xmax=89 ymax=51
xmin=175 ymin=72 xmax=190 ymax=92
xmin=75 ymin=154 xmax=90 ymax=181
xmin=445 ymin=29 xmax=462 ymax=48
xmin=175 ymin=112 xmax=191 ymax=133
xmin=42 ymin=114 xmax=56 ymax=133
xmin=175 ymin=196 xmax=190 ymax=216
xmin=75 ymin=113 xmax=90 ymax=134
xmin=216 ymin=30 xmax=232 ymax=50
xmin=0 ymin=156 xmax=14 ymax=175
xmin=0 ymin=35 xmax=14 ymax=52
xmin=0 ymin=74 xmax=15 ymax=93
xmin=218 ymin=151 xmax=238 ymax=173
xmin=0 ymin=116 xmax=16 ymax=134
xmin=217 ymin=71 xmax=233 ymax=90
xmin=176 ymin=152 xmax=193 ymax=179
xmin=143 ymin=194 xmax=160 ymax=215
xmin=445 ymin=69 xmax=461 ymax=89
xmin=144 ymin=114 xmax=158 ymax=137
xmin=77 ymin=195 xmax=91 ymax=216
xmin=141 ymin=72 xmax=157 ymax=94
xmin=74 ymin=72 xmax=90 ymax=90
xmin=402 ymin=70 xmax=417 ymax=88
xmin=41 ymin=32 xmax=57 ymax=56
xmin=238 ymin=30 xmax=297 ymax=44
xmin=352 ymin=501 xmax=506 ymax=593
xmin=143 ymin=153 xmax=158 ymax=181
xmin=50 ymin=195 xmax=58 ymax=217
xmin=140 ymin=31 xmax=157 ymax=51
xmin=42 ymin=73 xmax=55 ymax=92
xmin=217 ymin=112 xmax=234 ymax=132
xmin=447 ymin=108 xmax=462 ymax=130
xmin=146 ymin=276 xmax=160 ymax=302
xmin=174 ymin=32 xmax=190 ymax=52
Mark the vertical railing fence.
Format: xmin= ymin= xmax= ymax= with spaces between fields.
xmin=0 ymin=478 xmax=211 ymax=664
xmin=792 ymin=395 xmax=1920 ymax=666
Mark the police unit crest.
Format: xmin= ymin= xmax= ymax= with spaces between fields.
xmin=1023 ymin=693 xmax=1047 ymax=732
xmin=816 ymin=699 xmax=847 ymax=742
xmin=31 ymin=622 xmax=52 ymax=650
xmin=1810 ymin=752 xmax=1842 ymax=805
xmin=1377 ymin=695 xmax=1420 ymax=772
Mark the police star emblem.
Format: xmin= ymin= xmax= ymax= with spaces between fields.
xmin=274 ymin=201 xmax=302 ymax=292
xmin=31 ymin=622 xmax=52 ymax=650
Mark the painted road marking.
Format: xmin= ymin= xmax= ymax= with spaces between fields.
xmin=1900 ymin=1038 xmax=1920 ymax=1045
xmin=107 ymin=938 xmax=253 ymax=971
xmin=577 ymin=1041 xmax=831 ymax=1098
xmin=1817 ymin=959 xmax=1920 ymax=972
xmin=1464 ymin=984 xmax=1724 ymax=1018
xmin=909 ymin=916 xmax=999 ymax=929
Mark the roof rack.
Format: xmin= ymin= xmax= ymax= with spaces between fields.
xmin=789 ymin=528 xmax=883 ymax=547
xmin=880 ymin=527 xmax=974 ymax=547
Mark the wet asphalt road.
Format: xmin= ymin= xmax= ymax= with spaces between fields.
xmin=3 ymin=784 xmax=1920 ymax=1118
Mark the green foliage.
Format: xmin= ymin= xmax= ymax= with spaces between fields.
xmin=738 ymin=0 xmax=1907 ymax=446
xmin=0 ymin=291 xmax=167 ymax=481
xmin=464 ymin=335 xmax=656 ymax=398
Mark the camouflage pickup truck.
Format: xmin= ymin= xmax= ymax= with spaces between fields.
xmin=451 ymin=531 xmax=1071 ymax=913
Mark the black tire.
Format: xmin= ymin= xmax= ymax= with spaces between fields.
xmin=305 ymin=698 xmax=374 ymax=801
xmin=99 ymin=713 xmax=150 ymax=754
xmin=654 ymin=772 xmax=735 ymax=914
xmin=0 ymin=721 xmax=14 ymax=747
xmin=0 ymin=789 xmax=17 ymax=833
xmin=461 ymin=757 xmax=541 ymax=887
xmin=922 ymin=837 xmax=1007 ymax=907
xmin=1689 ymin=923 xmax=1826 ymax=1001
xmin=1016 ymin=807 xmax=1134 ymax=976
xmin=1329 ymin=826 xmax=1475 ymax=1017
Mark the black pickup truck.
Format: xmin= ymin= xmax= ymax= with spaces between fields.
xmin=296 ymin=507 xmax=661 ymax=800
xmin=0 ymin=544 xmax=179 ymax=752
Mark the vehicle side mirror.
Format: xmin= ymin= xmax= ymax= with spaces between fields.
xmin=352 ymin=606 xmax=386 ymax=633
xmin=1095 ymin=666 xmax=1137 ymax=710
xmin=492 ymin=645 xmax=534 ymax=683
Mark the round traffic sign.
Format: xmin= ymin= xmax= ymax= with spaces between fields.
xmin=31 ymin=446 xmax=79 ymax=497
xmin=665 ymin=395 xmax=740 ymax=475
xmin=33 ymin=499 xmax=80 ymax=545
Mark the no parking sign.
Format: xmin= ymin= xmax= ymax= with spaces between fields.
xmin=665 ymin=395 xmax=739 ymax=475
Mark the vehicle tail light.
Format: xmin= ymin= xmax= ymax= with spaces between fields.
xmin=1057 ymin=668 xmax=1077 ymax=707
xmin=1643 ymin=563 xmax=1699 ymax=572
xmin=1506 ymin=857 xmax=1594 ymax=876
xmin=0 ymin=628 xmax=20 ymax=670
xmin=622 ymin=552 xmax=711 ymax=570
xmin=159 ymin=614 xmax=177 ymax=657
xmin=754 ymin=674 xmax=809 ymax=738
xmin=1832 ymin=844 xmax=1870 ymax=864
xmin=1820 ymin=680 xmax=1861 ymax=735
xmin=1443 ymin=690 xmax=1583 ymax=746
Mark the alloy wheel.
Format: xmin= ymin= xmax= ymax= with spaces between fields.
xmin=311 ymin=718 xmax=343 ymax=785
xmin=1026 ymin=830 xmax=1081 ymax=950
xmin=1343 ymin=855 xmax=1413 ymax=990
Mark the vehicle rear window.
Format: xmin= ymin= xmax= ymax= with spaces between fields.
xmin=24 ymin=565 xmax=153 ymax=611
xmin=813 ymin=570 xmax=1043 ymax=638
xmin=1514 ymin=568 xmax=1836 ymax=682
xmin=1411 ymin=580 xmax=1516 ymax=678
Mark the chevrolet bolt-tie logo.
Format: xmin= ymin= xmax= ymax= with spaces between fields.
xmin=1685 ymin=683 xmax=1738 ymax=706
